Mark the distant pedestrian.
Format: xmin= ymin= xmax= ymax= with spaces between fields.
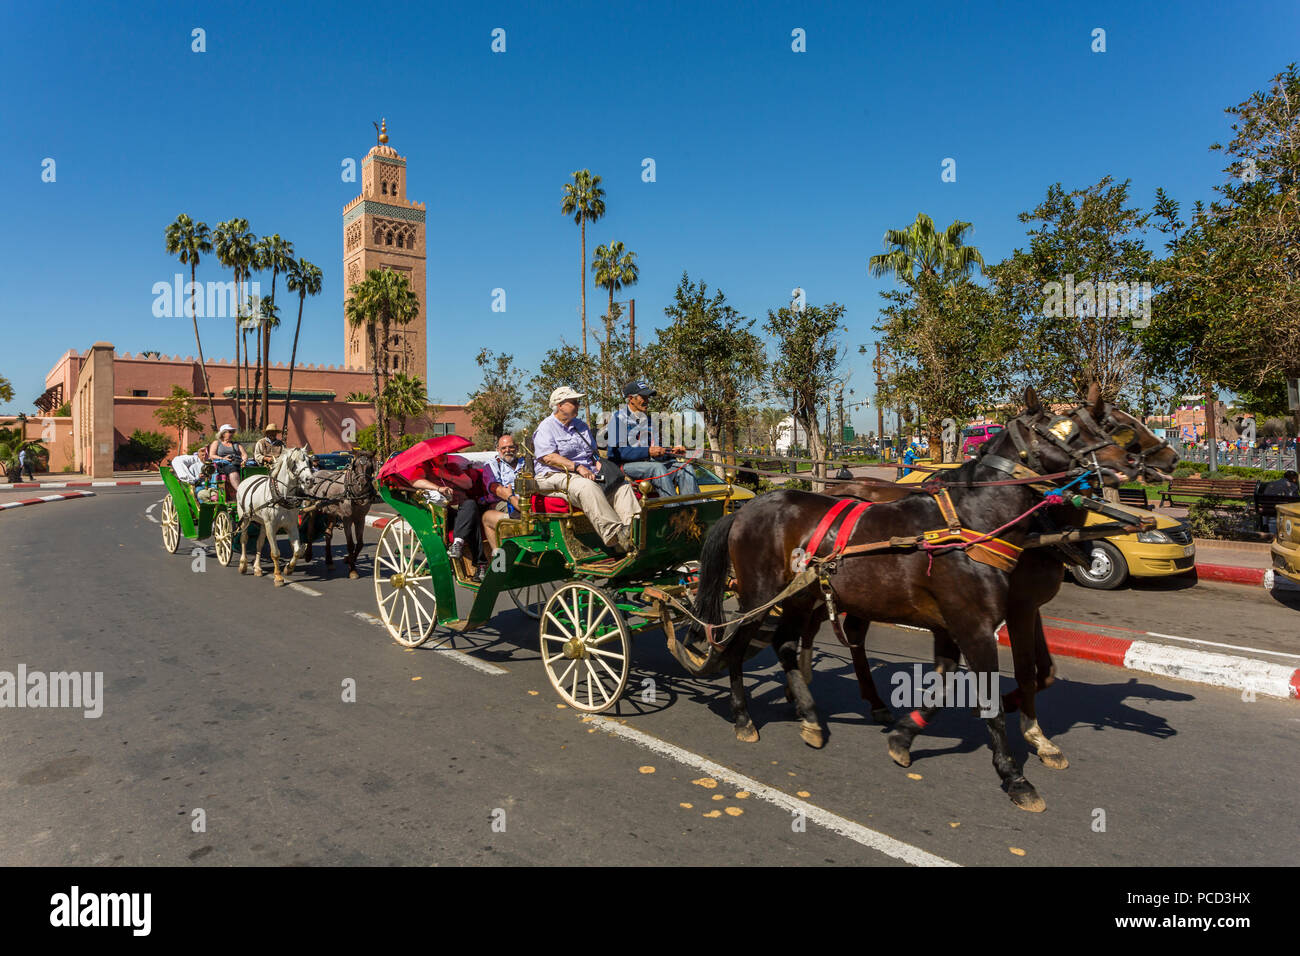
xmin=18 ymin=447 xmax=36 ymax=481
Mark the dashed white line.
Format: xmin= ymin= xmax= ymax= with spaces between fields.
xmin=290 ymin=583 xmax=322 ymax=597
xmin=585 ymin=716 xmax=959 ymax=867
xmin=347 ymin=610 xmax=508 ymax=675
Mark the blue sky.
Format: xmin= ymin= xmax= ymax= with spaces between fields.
xmin=2 ymin=0 xmax=1296 ymax=430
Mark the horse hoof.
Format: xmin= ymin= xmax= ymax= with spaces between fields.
xmin=349 ymin=571 xmax=359 ymax=580
xmin=274 ymin=577 xmax=286 ymax=587
xmin=1010 ymin=785 xmax=1047 ymax=813
xmin=253 ymin=569 xmax=263 ymax=577
xmin=1039 ymin=751 xmax=1069 ymax=771
xmin=871 ymin=707 xmax=894 ymax=725
xmin=800 ymin=721 xmax=825 ymax=749
xmin=887 ymin=734 xmax=912 ymax=768
xmin=238 ymin=564 xmax=248 ymax=575
xmin=735 ymin=723 xmax=760 ymax=744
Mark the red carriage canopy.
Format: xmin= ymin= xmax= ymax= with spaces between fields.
xmin=377 ymin=435 xmax=474 ymax=486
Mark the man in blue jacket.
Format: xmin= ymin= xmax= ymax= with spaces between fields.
xmin=607 ymin=379 xmax=700 ymax=499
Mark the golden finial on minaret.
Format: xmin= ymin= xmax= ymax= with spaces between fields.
xmin=378 ymin=118 xmax=389 ymax=144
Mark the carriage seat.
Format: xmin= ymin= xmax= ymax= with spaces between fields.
xmin=529 ymin=484 xmax=650 ymax=515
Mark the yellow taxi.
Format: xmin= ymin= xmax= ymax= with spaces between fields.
xmin=689 ymin=463 xmax=756 ymax=512
xmin=897 ymin=464 xmax=1195 ymax=589
xmin=1269 ymin=502 xmax=1300 ymax=585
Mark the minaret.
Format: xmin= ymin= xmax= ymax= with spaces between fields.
xmin=343 ymin=119 xmax=427 ymax=383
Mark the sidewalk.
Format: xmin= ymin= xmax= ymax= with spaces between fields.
xmin=1 ymin=471 xmax=163 ymax=490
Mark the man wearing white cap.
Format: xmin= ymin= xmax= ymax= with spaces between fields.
xmin=533 ymin=386 xmax=638 ymax=552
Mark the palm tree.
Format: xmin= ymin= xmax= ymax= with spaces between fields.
xmin=212 ymin=219 xmax=256 ymax=428
xmin=164 ymin=214 xmax=219 ymax=432
xmin=256 ymin=235 xmax=294 ymax=427
xmin=868 ymin=213 xmax=984 ymax=286
xmin=282 ymin=257 xmax=323 ymax=434
xmin=560 ymin=170 xmax=606 ymax=357
xmin=383 ymin=373 xmax=429 ymax=438
xmin=246 ymin=293 xmax=279 ymax=430
xmin=592 ymin=240 xmax=639 ymax=400
xmin=345 ymin=277 xmax=386 ymax=457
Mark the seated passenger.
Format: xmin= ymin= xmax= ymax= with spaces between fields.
xmin=403 ymin=451 xmax=489 ymax=576
xmin=170 ymin=446 xmax=211 ymax=484
xmin=481 ymin=434 xmax=523 ymax=556
xmin=533 ymin=386 xmax=639 ymax=553
xmin=607 ymin=379 xmax=700 ymax=499
xmin=208 ymin=425 xmax=249 ymax=491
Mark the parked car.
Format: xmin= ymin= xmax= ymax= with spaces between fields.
xmin=1269 ymin=501 xmax=1300 ymax=587
xmin=310 ymin=451 xmax=353 ymax=471
xmin=897 ymin=464 xmax=1194 ymax=588
xmin=960 ymin=423 xmax=1004 ymax=458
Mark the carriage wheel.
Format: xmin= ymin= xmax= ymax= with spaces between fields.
xmin=539 ymin=582 xmax=630 ymax=713
xmin=508 ymin=580 xmax=559 ymax=620
xmin=212 ymin=510 xmax=235 ymax=567
xmin=160 ymin=497 xmax=180 ymax=553
xmin=373 ymin=518 xmax=438 ymax=648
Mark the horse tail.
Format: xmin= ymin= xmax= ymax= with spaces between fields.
xmin=688 ymin=510 xmax=736 ymax=641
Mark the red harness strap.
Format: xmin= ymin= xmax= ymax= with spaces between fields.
xmin=805 ymin=498 xmax=873 ymax=559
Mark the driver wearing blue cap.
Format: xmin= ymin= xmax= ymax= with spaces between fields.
xmin=607 ymin=379 xmax=700 ymax=499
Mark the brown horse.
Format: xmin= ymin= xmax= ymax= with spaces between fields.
xmin=830 ymin=402 xmax=1179 ymax=771
xmin=300 ymin=453 xmax=377 ymax=578
xmin=678 ymin=388 xmax=1136 ymax=812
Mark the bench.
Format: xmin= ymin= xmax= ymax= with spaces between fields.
xmin=1117 ymin=487 xmax=1149 ymax=508
xmin=1254 ymin=489 xmax=1300 ymax=531
xmin=1158 ymin=478 xmax=1257 ymax=507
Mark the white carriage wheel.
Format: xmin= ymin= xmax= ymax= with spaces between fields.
xmin=161 ymin=497 xmax=180 ymax=553
xmin=508 ymin=580 xmax=560 ymax=620
xmin=212 ymin=509 xmax=235 ymax=567
xmin=539 ymin=582 xmax=630 ymax=714
xmin=372 ymin=517 xmax=438 ymax=648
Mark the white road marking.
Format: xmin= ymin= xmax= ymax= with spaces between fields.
xmin=145 ymin=500 xmax=161 ymax=524
xmin=585 ymin=716 xmax=959 ymax=867
xmin=290 ymin=583 xmax=322 ymax=597
xmin=348 ymin=610 xmax=508 ymax=675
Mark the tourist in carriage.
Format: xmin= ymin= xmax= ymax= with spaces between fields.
xmin=533 ymin=386 xmax=638 ymax=553
xmin=607 ymin=379 xmax=700 ymax=499
xmin=208 ymin=425 xmax=249 ymax=490
xmin=169 ymin=445 xmax=211 ymax=484
xmin=480 ymin=433 xmax=523 ymax=555
xmin=401 ymin=449 xmax=491 ymax=579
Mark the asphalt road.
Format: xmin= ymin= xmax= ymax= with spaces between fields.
xmin=0 ymin=490 xmax=1296 ymax=866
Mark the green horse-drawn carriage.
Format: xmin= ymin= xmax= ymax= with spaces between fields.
xmin=371 ymin=439 xmax=737 ymax=713
xmin=159 ymin=463 xmax=270 ymax=565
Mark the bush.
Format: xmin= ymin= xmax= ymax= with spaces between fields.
xmin=116 ymin=429 xmax=172 ymax=468
xmin=1171 ymin=462 xmax=1281 ymax=482
xmin=1186 ymin=494 xmax=1255 ymax=540
xmin=54 ymin=401 xmax=71 ymax=417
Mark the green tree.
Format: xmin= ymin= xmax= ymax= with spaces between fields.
xmin=154 ymin=384 xmax=203 ymax=449
xmin=592 ymin=241 xmax=639 ymax=402
xmin=525 ymin=340 xmax=598 ymax=437
xmin=282 ymin=257 xmax=323 ymax=434
xmin=212 ymin=219 xmax=256 ymax=429
xmin=467 ymin=349 xmax=525 ymax=446
xmin=764 ymin=302 xmax=847 ymax=487
xmin=383 ymin=373 xmax=429 ymax=437
xmin=345 ymin=269 xmax=420 ymax=457
xmin=656 ymin=273 xmax=766 ymax=460
xmin=164 ymin=213 xmax=219 ymax=431
xmin=1146 ymin=64 xmax=1300 ymax=437
xmin=255 ymin=234 xmax=294 ymax=427
xmin=0 ymin=375 xmax=13 ymax=405
xmin=989 ymin=179 xmax=1156 ymax=405
xmin=560 ymin=169 xmax=606 ymax=358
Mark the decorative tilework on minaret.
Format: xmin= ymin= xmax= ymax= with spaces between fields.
xmin=343 ymin=120 xmax=427 ymax=384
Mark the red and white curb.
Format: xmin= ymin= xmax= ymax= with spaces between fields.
xmin=365 ymin=513 xmax=394 ymax=530
xmin=0 ymin=491 xmax=97 ymax=511
xmin=993 ymin=621 xmax=1300 ymax=701
xmin=4 ymin=479 xmax=163 ymax=489
xmin=1197 ymin=562 xmax=1267 ymax=586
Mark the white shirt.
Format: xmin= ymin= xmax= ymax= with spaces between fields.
xmin=172 ymin=454 xmax=204 ymax=483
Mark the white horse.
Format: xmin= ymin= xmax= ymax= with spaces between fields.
xmin=236 ymin=447 xmax=315 ymax=586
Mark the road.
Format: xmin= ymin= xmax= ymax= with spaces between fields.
xmin=0 ymin=489 xmax=1296 ymax=866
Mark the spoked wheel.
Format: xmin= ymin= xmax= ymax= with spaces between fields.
xmin=160 ymin=497 xmax=180 ymax=553
xmin=509 ymin=580 xmax=560 ymax=620
xmin=373 ymin=518 xmax=438 ymax=648
xmin=212 ymin=509 xmax=235 ymax=567
xmin=539 ymin=582 xmax=630 ymax=713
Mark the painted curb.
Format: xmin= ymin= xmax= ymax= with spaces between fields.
xmin=4 ymin=480 xmax=163 ymax=489
xmin=0 ymin=491 xmax=97 ymax=511
xmin=1196 ymin=562 xmax=1267 ymax=586
xmin=365 ymin=514 xmax=393 ymax=530
xmin=995 ymin=622 xmax=1299 ymax=701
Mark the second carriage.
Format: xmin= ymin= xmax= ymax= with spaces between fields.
xmin=370 ymin=439 xmax=740 ymax=713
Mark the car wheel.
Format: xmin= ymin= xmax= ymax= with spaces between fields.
xmin=1070 ymin=541 xmax=1129 ymax=590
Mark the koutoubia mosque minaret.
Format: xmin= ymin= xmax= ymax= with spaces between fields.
xmin=342 ymin=119 xmax=428 ymax=383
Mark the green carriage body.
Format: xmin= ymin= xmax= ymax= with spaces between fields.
xmin=375 ymin=484 xmax=729 ymax=635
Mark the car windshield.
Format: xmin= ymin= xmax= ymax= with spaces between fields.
xmin=692 ymin=464 xmax=723 ymax=484
xmin=961 ymin=427 xmax=984 ymax=438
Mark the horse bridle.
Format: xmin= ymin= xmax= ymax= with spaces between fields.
xmin=1079 ymin=405 xmax=1175 ymax=477
xmin=1006 ymin=408 xmax=1122 ymax=477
